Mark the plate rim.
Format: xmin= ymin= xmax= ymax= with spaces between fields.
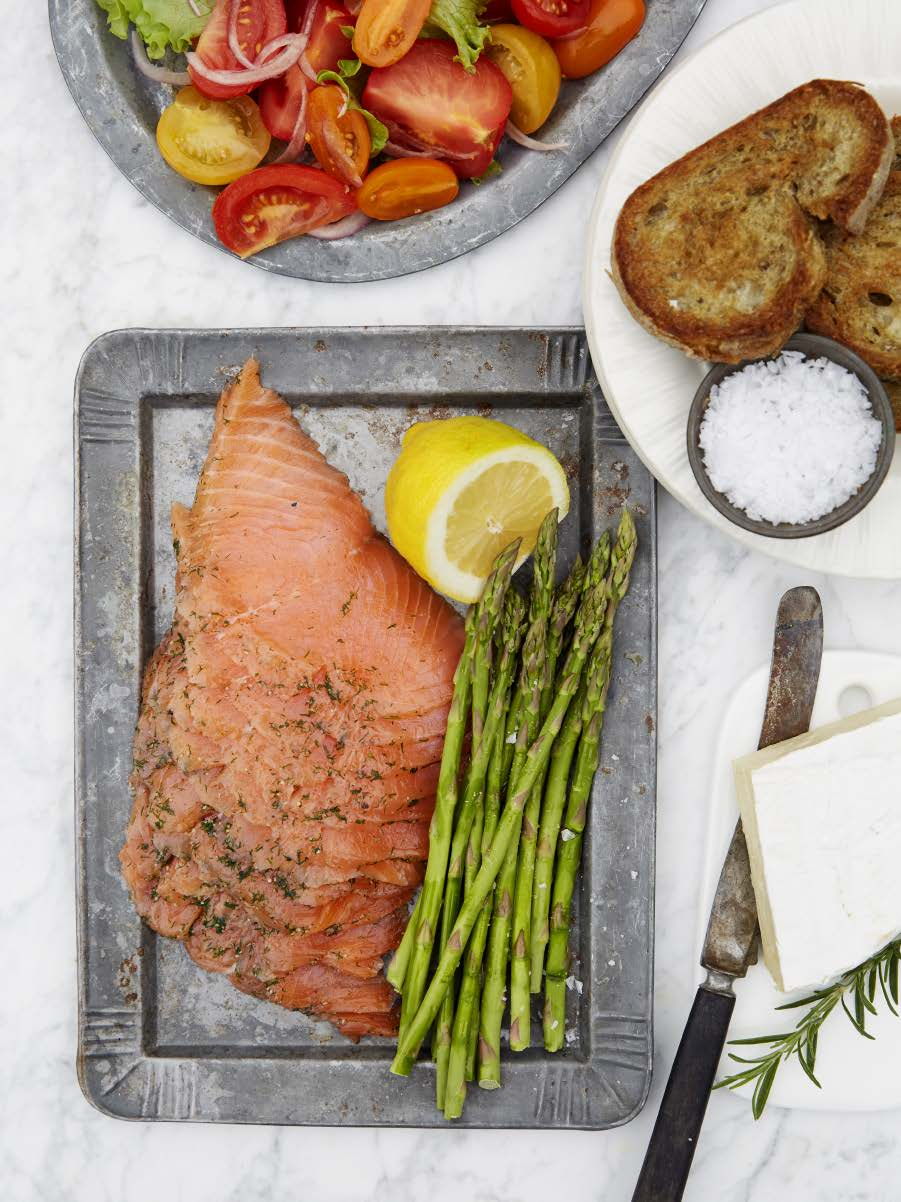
xmin=695 ymin=647 xmax=901 ymax=1113
xmin=582 ymin=0 xmax=901 ymax=579
xmin=49 ymin=0 xmax=707 ymax=283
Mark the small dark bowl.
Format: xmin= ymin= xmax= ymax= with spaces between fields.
xmin=686 ymin=334 xmax=896 ymax=539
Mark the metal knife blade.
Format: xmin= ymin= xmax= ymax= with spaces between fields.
xmin=701 ymin=586 xmax=823 ymax=983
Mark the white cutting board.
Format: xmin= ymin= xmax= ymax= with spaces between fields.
xmin=696 ymin=650 xmax=901 ymax=1111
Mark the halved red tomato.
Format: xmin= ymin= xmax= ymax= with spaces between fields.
xmin=511 ymin=0 xmax=590 ymax=38
xmin=362 ymin=40 xmax=513 ymax=180
xmin=190 ymin=0 xmax=288 ymax=100
xmin=307 ymin=85 xmax=371 ymax=186
xmin=257 ymin=1 xmax=353 ymax=141
xmin=257 ymin=65 xmax=306 ymax=140
xmin=212 ymin=164 xmax=357 ymax=256
xmin=286 ymin=0 xmax=354 ymax=72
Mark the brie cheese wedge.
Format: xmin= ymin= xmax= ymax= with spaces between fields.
xmin=734 ymin=698 xmax=901 ymax=993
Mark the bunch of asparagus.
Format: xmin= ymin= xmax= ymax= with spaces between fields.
xmin=386 ymin=508 xmax=637 ymax=1118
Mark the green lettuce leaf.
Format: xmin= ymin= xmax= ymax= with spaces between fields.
xmin=424 ymin=0 xmax=490 ymax=71
xmin=95 ymin=0 xmax=210 ymax=59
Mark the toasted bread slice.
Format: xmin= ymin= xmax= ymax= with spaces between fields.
xmin=806 ymin=117 xmax=901 ymax=390
xmin=612 ymin=80 xmax=893 ymax=363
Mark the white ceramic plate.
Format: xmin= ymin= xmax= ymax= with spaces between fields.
xmin=583 ymin=0 xmax=901 ymax=578
xmin=696 ymin=650 xmax=901 ymax=1112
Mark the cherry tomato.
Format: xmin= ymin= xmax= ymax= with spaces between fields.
xmin=552 ymin=0 xmax=645 ymax=79
xmin=157 ymin=86 xmax=271 ymax=185
xmin=363 ymin=41 xmax=513 ymax=179
xmin=357 ymin=158 xmax=459 ymax=220
xmin=307 ymin=85 xmax=371 ymax=187
xmin=212 ymin=164 xmax=357 ymax=256
xmin=485 ymin=24 xmax=560 ymax=134
xmin=190 ymin=0 xmax=288 ymax=100
xmin=258 ymin=2 xmax=353 ymax=141
xmin=510 ymin=0 xmax=590 ymax=39
xmin=353 ymin=0 xmax=432 ymax=68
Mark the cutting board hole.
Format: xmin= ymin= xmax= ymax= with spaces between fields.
xmin=837 ymin=684 xmax=874 ymax=717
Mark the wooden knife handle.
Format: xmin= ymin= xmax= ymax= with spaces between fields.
xmin=631 ymin=986 xmax=735 ymax=1202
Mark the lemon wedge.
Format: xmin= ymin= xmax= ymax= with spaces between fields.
xmin=385 ymin=417 xmax=570 ymax=602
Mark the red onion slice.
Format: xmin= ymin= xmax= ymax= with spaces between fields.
xmin=505 ymin=120 xmax=568 ymax=151
xmin=273 ymin=82 xmax=309 ymax=162
xmin=257 ymin=31 xmax=309 ymax=62
xmin=227 ymin=0 xmax=257 ymax=69
xmin=299 ymin=0 xmax=321 ymax=41
xmin=187 ymin=0 xmax=207 ymax=15
xmin=383 ymin=139 xmax=438 ymax=159
xmin=186 ymin=40 xmax=302 ymax=85
xmin=131 ymin=30 xmax=191 ymax=85
xmin=307 ymin=210 xmax=372 ymax=239
xmin=299 ymin=51 xmax=319 ymax=82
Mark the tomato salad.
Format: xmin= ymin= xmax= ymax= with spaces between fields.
xmin=103 ymin=0 xmax=646 ymax=257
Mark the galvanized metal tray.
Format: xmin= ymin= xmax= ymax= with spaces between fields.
xmin=75 ymin=327 xmax=657 ymax=1128
xmin=51 ymin=0 xmax=705 ymax=283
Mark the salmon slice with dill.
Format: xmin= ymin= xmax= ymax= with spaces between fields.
xmin=121 ymin=359 xmax=463 ymax=1038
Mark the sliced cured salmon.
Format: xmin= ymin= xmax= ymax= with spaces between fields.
xmin=121 ymin=360 xmax=464 ymax=1038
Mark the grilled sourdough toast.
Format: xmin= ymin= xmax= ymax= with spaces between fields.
xmin=806 ymin=116 xmax=901 ymax=401
xmin=612 ymin=80 xmax=893 ymax=363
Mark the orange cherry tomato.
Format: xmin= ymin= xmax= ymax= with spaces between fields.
xmin=552 ymin=0 xmax=645 ymax=80
xmin=357 ymin=158 xmax=459 ymax=221
xmin=307 ymin=85 xmax=371 ymax=188
xmin=353 ymin=0 xmax=432 ymax=68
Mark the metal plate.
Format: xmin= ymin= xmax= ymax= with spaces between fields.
xmin=75 ymin=327 xmax=657 ymax=1128
xmin=51 ymin=0 xmax=705 ymax=283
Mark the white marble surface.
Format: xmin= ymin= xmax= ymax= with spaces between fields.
xmin=3 ymin=0 xmax=901 ymax=1198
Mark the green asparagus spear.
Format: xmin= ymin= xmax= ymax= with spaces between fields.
xmin=539 ymin=555 xmax=586 ymax=720
xmin=507 ymin=513 xmax=560 ymax=1050
xmin=386 ymin=891 xmax=421 ymax=993
xmin=391 ymin=534 xmax=611 ymax=1076
xmin=441 ymin=771 xmax=486 ymax=1118
xmin=434 ymin=589 xmax=524 ymax=1105
xmin=528 ymin=677 xmax=587 ymax=989
xmin=397 ymin=542 xmax=519 ymax=1055
xmin=460 ymin=653 xmax=518 ymax=1091
xmin=543 ymin=511 xmax=637 ymax=1051
xmin=525 ymin=559 xmax=601 ymax=990
xmin=477 ymin=514 xmax=559 ymax=1083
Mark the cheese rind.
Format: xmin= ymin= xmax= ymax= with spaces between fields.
xmin=734 ymin=698 xmax=901 ymax=993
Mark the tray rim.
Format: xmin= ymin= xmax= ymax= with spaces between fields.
xmin=74 ymin=326 xmax=658 ymax=1129
xmin=49 ymin=0 xmax=706 ymax=284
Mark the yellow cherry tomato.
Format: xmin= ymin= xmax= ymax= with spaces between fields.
xmin=156 ymin=86 xmax=271 ymax=186
xmin=485 ymin=23 xmax=561 ymax=134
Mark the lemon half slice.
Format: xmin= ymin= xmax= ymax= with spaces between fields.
xmin=386 ymin=417 xmax=570 ymax=602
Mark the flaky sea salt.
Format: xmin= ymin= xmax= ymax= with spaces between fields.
xmin=698 ymin=351 xmax=883 ymax=525
xmin=560 ymin=828 xmax=576 ymax=842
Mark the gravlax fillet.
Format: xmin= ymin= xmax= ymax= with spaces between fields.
xmin=121 ymin=360 xmax=464 ymax=1038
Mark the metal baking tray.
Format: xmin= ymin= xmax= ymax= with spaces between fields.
xmin=75 ymin=327 xmax=657 ymax=1128
xmin=51 ymin=0 xmax=705 ymax=283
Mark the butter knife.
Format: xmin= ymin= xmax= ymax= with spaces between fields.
xmin=632 ymin=586 xmax=823 ymax=1202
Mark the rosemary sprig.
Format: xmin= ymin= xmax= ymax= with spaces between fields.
xmin=715 ymin=936 xmax=901 ymax=1119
